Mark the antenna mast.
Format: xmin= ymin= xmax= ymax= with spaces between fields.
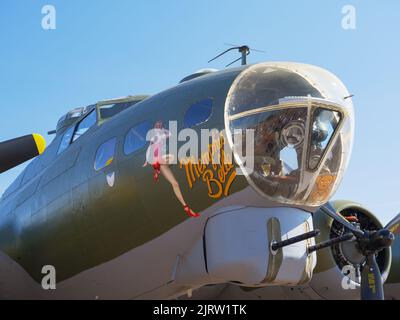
xmin=239 ymin=45 xmax=250 ymax=65
xmin=208 ymin=45 xmax=251 ymax=67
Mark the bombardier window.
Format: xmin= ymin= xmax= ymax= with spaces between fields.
xmin=184 ymin=98 xmax=213 ymax=128
xmin=225 ymin=63 xmax=354 ymax=207
xmin=73 ymin=110 xmax=97 ymax=142
xmin=95 ymin=138 xmax=117 ymax=171
xmin=124 ymin=121 xmax=152 ymax=155
xmin=308 ymin=108 xmax=342 ymax=170
xmin=57 ymin=126 xmax=74 ymax=155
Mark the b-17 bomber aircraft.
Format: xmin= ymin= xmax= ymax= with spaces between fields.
xmin=0 ymin=52 xmax=399 ymax=300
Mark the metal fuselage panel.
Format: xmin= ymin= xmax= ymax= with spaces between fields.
xmin=0 ymin=67 xmax=250 ymax=283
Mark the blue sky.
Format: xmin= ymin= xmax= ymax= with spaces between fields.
xmin=0 ymin=1 xmax=399 ymax=224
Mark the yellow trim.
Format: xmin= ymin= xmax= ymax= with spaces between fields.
xmin=106 ymin=157 xmax=114 ymax=166
xmin=32 ymin=134 xmax=46 ymax=155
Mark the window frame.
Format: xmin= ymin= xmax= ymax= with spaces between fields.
xmin=183 ymin=98 xmax=214 ymax=128
xmin=94 ymin=137 xmax=118 ymax=171
xmin=123 ymin=120 xmax=152 ymax=156
xmin=306 ymin=106 xmax=344 ymax=172
xmin=57 ymin=125 xmax=75 ymax=155
xmin=72 ymin=109 xmax=97 ymax=143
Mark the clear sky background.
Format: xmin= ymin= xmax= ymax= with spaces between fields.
xmin=0 ymin=1 xmax=399 ymax=224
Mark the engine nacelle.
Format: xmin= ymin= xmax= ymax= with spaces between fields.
xmin=310 ymin=200 xmax=392 ymax=299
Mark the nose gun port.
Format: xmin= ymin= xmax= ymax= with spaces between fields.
xmin=270 ymin=229 xmax=320 ymax=254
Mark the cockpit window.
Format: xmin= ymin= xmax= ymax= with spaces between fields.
xmin=72 ymin=110 xmax=97 ymax=142
xmin=56 ymin=105 xmax=95 ymax=134
xmin=57 ymin=126 xmax=74 ymax=155
xmin=95 ymin=138 xmax=117 ymax=171
xmin=99 ymin=102 xmax=137 ymax=121
xmin=184 ymin=98 xmax=213 ymax=128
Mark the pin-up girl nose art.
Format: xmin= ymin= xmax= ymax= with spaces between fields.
xmin=142 ymin=120 xmax=200 ymax=218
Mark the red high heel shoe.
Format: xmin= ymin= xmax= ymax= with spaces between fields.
xmin=184 ymin=205 xmax=200 ymax=218
xmin=152 ymin=162 xmax=161 ymax=183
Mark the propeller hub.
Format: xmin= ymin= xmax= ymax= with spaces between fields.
xmin=358 ymin=229 xmax=394 ymax=255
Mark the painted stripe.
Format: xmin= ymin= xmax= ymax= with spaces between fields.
xmin=32 ymin=134 xmax=46 ymax=155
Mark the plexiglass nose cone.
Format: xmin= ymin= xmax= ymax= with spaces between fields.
xmin=225 ymin=62 xmax=354 ymax=207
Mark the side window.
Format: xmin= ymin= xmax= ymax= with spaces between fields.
xmin=184 ymin=98 xmax=213 ymax=128
xmin=124 ymin=121 xmax=151 ymax=155
xmin=94 ymin=138 xmax=117 ymax=171
xmin=73 ymin=110 xmax=97 ymax=142
xmin=57 ymin=126 xmax=74 ymax=155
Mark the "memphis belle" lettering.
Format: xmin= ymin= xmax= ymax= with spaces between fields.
xmin=179 ymin=137 xmax=237 ymax=199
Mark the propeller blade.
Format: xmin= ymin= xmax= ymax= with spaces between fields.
xmin=321 ymin=202 xmax=395 ymax=300
xmin=0 ymin=134 xmax=46 ymax=173
xmin=385 ymin=212 xmax=400 ymax=230
xmin=320 ymin=203 xmax=365 ymax=237
xmin=357 ymin=229 xmax=393 ymax=300
xmin=384 ymin=213 xmax=400 ymax=290
xmin=361 ymin=254 xmax=385 ymax=300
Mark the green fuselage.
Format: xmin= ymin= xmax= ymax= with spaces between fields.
xmin=1 ymin=64 xmax=399 ymax=293
xmin=0 ymin=67 xmax=249 ymax=282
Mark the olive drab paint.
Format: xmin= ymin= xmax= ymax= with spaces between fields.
xmin=0 ymin=66 xmax=248 ymax=282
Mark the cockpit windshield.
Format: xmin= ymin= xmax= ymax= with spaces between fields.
xmin=56 ymin=105 xmax=94 ymax=134
xmin=97 ymin=96 xmax=149 ymax=123
xmin=98 ymin=102 xmax=135 ymax=121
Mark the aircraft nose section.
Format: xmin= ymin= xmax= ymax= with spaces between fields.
xmin=224 ymin=62 xmax=355 ymax=207
xmin=175 ymin=206 xmax=317 ymax=287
